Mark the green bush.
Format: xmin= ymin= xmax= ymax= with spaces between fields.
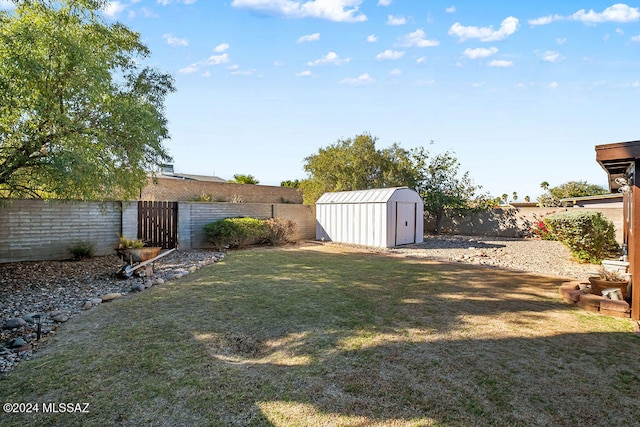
xmin=203 ymin=217 xmax=265 ymax=250
xmin=68 ymin=241 xmax=95 ymax=260
xmin=543 ymin=210 xmax=619 ymax=263
xmin=263 ymin=218 xmax=297 ymax=245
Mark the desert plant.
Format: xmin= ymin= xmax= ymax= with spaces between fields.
xmin=192 ymin=193 xmax=212 ymax=202
xmin=203 ymin=217 xmax=265 ymax=250
xmin=543 ymin=210 xmax=619 ymax=263
xmin=68 ymin=241 xmax=95 ymax=260
xmin=118 ymin=235 xmax=145 ymax=249
xmin=263 ymin=218 xmax=297 ymax=245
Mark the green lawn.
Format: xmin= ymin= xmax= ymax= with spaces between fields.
xmin=1 ymin=244 xmax=639 ymax=426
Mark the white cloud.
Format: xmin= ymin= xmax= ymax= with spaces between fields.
xmin=631 ymin=35 xmax=640 ymax=42
xmin=387 ymin=14 xmax=406 ymax=25
xmin=445 ymin=6 xmax=456 ymax=14
xmin=296 ymin=70 xmax=312 ymax=77
xmin=307 ymin=51 xmax=351 ymax=66
xmin=158 ymin=0 xmax=197 ymax=5
xmin=556 ymin=37 xmax=567 ymax=45
xmin=339 ymin=73 xmax=375 ymax=85
xmin=389 ymin=68 xmax=402 ymax=76
xmin=540 ymin=50 xmax=564 ymax=62
xmin=231 ymin=68 xmax=258 ymax=76
xmin=179 ymin=64 xmax=200 ymax=74
xmin=231 ymin=0 xmax=367 ymax=23
xmin=416 ymin=56 xmax=426 ymax=64
xmin=228 ymin=64 xmax=240 ymax=71
xmin=549 ymin=81 xmax=559 ymax=89
xmin=377 ymin=0 xmax=391 ymax=5
xmin=529 ymin=4 xmax=640 ymax=27
xmin=163 ymin=34 xmax=189 ymax=47
xmin=572 ymin=4 xmax=639 ymax=23
xmin=488 ymin=59 xmax=513 ymax=67
xmin=632 ymin=81 xmax=640 ymax=88
xmin=208 ymin=53 xmax=230 ymax=65
xmin=367 ymin=34 xmax=378 ymax=42
xmin=297 ymin=33 xmax=321 ymax=43
xmin=375 ymin=49 xmax=405 ymax=60
xmin=463 ymin=47 xmax=498 ymax=59
xmin=470 ymin=82 xmax=485 ymax=88
xmin=616 ymin=28 xmax=625 ymax=35
xmin=104 ymin=1 xmax=128 ymax=17
xmin=397 ymin=29 xmax=439 ymax=47
xmin=528 ymin=15 xmax=561 ymax=27
xmin=449 ymin=16 xmax=519 ymax=42
xmin=214 ymin=43 xmax=230 ymax=52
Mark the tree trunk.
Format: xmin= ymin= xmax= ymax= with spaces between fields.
xmin=434 ymin=211 xmax=443 ymax=235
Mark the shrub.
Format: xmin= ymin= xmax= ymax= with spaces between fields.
xmin=263 ymin=218 xmax=297 ymax=245
xmin=69 ymin=241 xmax=95 ymax=260
xmin=203 ymin=217 xmax=265 ymax=250
xmin=118 ymin=235 xmax=144 ymax=248
xmin=543 ymin=210 xmax=619 ymax=263
xmin=529 ymin=211 xmax=556 ymax=240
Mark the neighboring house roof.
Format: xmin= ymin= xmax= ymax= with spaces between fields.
xmin=159 ymin=172 xmax=228 ymax=183
xmin=560 ymin=193 xmax=623 ymax=207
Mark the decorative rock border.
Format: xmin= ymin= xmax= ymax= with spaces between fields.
xmin=559 ymin=281 xmax=631 ymax=318
xmin=0 ymin=250 xmax=225 ymax=376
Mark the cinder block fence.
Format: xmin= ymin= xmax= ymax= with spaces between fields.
xmin=0 ymin=199 xmax=316 ymax=263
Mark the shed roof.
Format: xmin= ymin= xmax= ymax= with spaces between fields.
xmin=316 ymin=187 xmax=414 ymax=204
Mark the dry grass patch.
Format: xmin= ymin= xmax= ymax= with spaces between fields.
xmin=0 ymin=244 xmax=638 ymax=426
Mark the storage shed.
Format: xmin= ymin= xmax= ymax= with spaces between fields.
xmin=316 ymin=187 xmax=424 ymax=248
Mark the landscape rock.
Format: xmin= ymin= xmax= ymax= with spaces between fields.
xmin=51 ymin=314 xmax=69 ymax=323
xmin=9 ymin=337 xmax=27 ymax=348
xmin=2 ymin=318 xmax=27 ymax=329
xmin=82 ymin=301 xmax=93 ymax=310
xmin=101 ymin=293 xmax=123 ymax=302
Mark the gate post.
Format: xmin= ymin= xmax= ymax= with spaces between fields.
xmin=178 ymin=202 xmax=191 ymax=250
xmin=121 ymin=201 xmax=138 ymax=240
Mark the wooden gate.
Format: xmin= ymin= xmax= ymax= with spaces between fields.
xmin=138 ymin=201 xmax=178 ymax=249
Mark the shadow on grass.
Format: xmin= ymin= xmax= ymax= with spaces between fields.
xmin=1 ymin=247 xmax=638 ymax=426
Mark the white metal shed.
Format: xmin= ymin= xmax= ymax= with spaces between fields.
xmin=315 ymin=187 xmax=424 ymax=248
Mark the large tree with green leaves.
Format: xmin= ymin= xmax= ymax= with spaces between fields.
xmin=537 ymin=181 xmax=608 ymax=207
xmin=414 ymin=149 xmax=491 ymax=234
xmin=299 ymin=133 xmax=421 ymax=204
xmin=0 ymin=0 xmax=175 ymax=199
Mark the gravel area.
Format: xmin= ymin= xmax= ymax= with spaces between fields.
xmin=387 ymin=235 xmax=602 ymax=281
xmin=0 ymin=236 xmax=605 ymax=376
xmin=0 ymin=249 xmax=223 ymax=375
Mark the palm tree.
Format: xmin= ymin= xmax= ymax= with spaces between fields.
xmin=540 ymin=181 xmax=550 ymax=191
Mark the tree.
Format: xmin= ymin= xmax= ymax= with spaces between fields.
xmin=415 ymin=149 xmax=491 ymax=234
xmin=280 ymin=179 xmax=300 ymax=188
xmin=537 ymin=181 xmax=608 ymax=207
xmin=540 ymin=181 xmax=550 ymax=191
xmin=0 ymin=0 xmax=175 ymax=200
xmin=299 ymin=133 xmax=420 ymax=204
xmin=512 ymin=191 xmax=518 ymax=202
xmin=231 ymin=174 xmax=259 ymax=185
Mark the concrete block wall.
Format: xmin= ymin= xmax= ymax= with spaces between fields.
xmin=178 ymin=202 xmax=316 ymax=249
xmin=0 ymin=199 xmax=121 ymax=263
xmin=141 ymin=177 xmax=303 ymax=204
xmin=426 ymin=206 xmax=624 ymax=244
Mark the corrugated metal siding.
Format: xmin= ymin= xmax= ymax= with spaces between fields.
xmin=316 ymin=187 xmax=408 ymax=204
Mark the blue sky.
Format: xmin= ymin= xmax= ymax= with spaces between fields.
xmin=6 ymin=1 xmax=640 ymax=200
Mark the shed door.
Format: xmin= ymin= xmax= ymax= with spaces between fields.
xmin=395 ymin=202 xmax=416 ymax=246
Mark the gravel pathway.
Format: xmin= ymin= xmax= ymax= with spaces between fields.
xmin=0 ymin=237 xmax=604 ymax=375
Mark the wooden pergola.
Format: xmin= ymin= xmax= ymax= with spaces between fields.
xmin=596 ymin=140 xmax=640 ymax=320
